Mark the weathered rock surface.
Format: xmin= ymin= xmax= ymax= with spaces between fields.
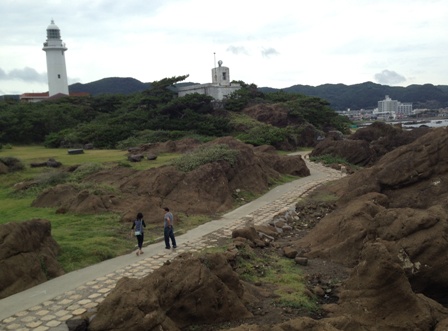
xmin=30 ymin=158 xmax=62 ymax=168
xmin=32 ymin=137 xmax=310 ymax=223
xmin=293 ymin=127 xmax=448 ymax=329
xmin=0 ymin=219 xmax=64 ymax=299
xmin=89 ymin=253 xmax=253 ymax=331
xmin=311 ymin=121 xmax=431 ymax=166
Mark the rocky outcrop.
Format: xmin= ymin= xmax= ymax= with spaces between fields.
xmin=30 ymin=158 xmax=62 ymax=168
xmin=0 ymin=219 xmax=64 ymax=299
xmin=311 ymin=121 xmax=431 ymax=166
xmin=323 ymin=241 xmax=448 ymax=331
xmin=32 ymin=137 xmax=310 ymax=223
xmin=89 ymin=253 xmax=252 ymax=331
xmin=311 ymin=138 xmax=372 ymax=166
xmin=0 ymin=156 xmax=24 ymax=174
xmin=293 ymin=127 xmax=448 ymax=329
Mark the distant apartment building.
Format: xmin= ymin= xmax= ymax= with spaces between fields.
xmin=378 ymin=95 xmax=398 ymax=112
xmin=397 ymin=103 xmax=413 ymax=116
xmin=378 ymin=95 xmax=413 ymax=117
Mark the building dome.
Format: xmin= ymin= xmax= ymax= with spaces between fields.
xmin=46 ymin=20 xmax=61 ymax=39
xmin=47 ymin=20 xmax=59 ymax=30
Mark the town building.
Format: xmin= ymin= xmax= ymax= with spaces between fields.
xmin=177 ymin=60 xmax=241 ymax=100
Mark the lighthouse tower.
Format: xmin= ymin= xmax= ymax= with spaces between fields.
xmin=42 ymin=20 xmax=69 ymax=96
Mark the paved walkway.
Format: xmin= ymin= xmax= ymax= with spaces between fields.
xmin=0 ymin=159 xmax=343 ymax=331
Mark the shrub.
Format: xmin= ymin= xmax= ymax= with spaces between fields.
xmin=0 ymin=157 xmax=25 ymax=172
xmin=236 ymin=125 xmax=287 ymax=146
xmin=172 ymin=144 xmax=239 ymax=172
xmin=70 ymin=163 xmax=103 ymax=182
xmin=35 ymin=171 xmax=69 ymax=187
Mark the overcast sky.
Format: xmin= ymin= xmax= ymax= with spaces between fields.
xmin=1 ymin=0 xmax=447 ymax=95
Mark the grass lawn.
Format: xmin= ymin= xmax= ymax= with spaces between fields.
xmin=0 ymin=146 xmax=181 ymax=272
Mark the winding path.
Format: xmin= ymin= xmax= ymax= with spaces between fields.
xmin=0 ymin=158 xmax=344 ymax=331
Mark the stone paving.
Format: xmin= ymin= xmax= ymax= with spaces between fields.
xmin=0 ymin=161 xmax=343 ymax=331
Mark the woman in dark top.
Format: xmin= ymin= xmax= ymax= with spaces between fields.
xmin=131 ymin=212 xmax=146 ymax=256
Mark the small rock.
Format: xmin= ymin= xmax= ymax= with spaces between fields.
xmin=295 ymin=257 xmax=308 ymax=266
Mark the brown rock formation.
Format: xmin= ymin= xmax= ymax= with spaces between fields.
xmin=311 ymin=121 xmax=431 ymax=166
xmin=32 ymin=137 xmax=310 ymax=223
xmin=0 ymin=219 xmax=64 ymax=299
xmin=293 ymin=127 xmax=448 ymax=329
xmin=89 ymin=253 xmax=252 ymax=331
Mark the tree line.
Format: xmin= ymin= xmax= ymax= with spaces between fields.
xmin=0 ymin=76 xmax=351 ymax=150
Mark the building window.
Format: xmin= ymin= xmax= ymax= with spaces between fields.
xmin=222 ymin=72 xmax=227 ymax=80
xmin=58 ymin=74 xmax=61 ymax=79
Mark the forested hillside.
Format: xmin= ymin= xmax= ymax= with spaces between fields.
xmin=68 ymin=78 xmax=448 ymax=110
xmin=3 ymin=78 xmax=447 ymax=111
xmin=0 ymin=76 xmax=351 ymax=150
xmin=260 ymin=81 xmax=448 ymax=110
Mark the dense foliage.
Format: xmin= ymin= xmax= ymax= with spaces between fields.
xmin=0 ymin=76 xmax=351 ymax=148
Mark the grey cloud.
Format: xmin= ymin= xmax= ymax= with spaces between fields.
xmin=374 ymin=69 xmax=406 ymax=85
xmin=261 ymin=47 xmax=279 ymax=58
xmin=0 ymin=67 xmax=46 ymax=83
xmin=226 ymin=46 xmax=248 ymax=55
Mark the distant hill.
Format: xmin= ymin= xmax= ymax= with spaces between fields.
xmin=4 ymin=77 xmax=448 ymax=110
xmin=259 ymin=81 xmax=448 ymax=110
xmin=68 ymin=77 xmax=200 ymax=96
xmin=69 ymin=77 xmax=151 ymax=95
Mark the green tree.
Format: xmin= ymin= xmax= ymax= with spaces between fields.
xmin=141 ymin=75 xmax=189 ymax=109
xmin=223 ymin=81 xmax=265 ymax=112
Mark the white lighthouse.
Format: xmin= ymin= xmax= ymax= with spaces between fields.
xmin=42 ymin=20 xmax=69 ymax=96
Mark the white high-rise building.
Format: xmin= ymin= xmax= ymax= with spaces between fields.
xmin=377 ymin=95 xmax=413 ymax=118
xmin=42 ymin=20 xmax=69 ymax=96
xmin=378 ymin=95 xmax=398 ymax=112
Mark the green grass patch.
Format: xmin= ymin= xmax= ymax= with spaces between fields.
xmin=235 ymin=246 xmax=318 ymax=311
xmin=1 ymin=206 xmax=133 ymax=272
xmin=0 ymin=146 xmax=180 ymax=171
xmin=1 ymin=146 xmax=126 ymax=165
xmin=309 ymin=154 xmax=348 ymax=166
xmin=0 ymin=145 xmax=184 ymax=272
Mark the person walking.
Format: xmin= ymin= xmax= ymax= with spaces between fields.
xmin=131 ymin=212 xmax=146 ymax=256
xmin=163 ymin=207 xmax=177 ymax=249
